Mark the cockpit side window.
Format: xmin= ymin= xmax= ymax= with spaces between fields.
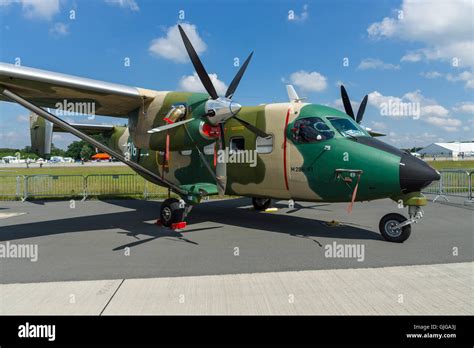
xmin=327 ymin=117 xmax=366 ymax=137
xmin=291 ymin=117 xmax=335 ymax=143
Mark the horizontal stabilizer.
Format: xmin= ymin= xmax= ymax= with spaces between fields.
xmin=53 ymin=123 xmax=115 ymax=134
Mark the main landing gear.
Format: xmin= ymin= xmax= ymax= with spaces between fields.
xmin=158 ymin=198 xmax=192 ymax=229
xmin=379 ymin=205 xmax=423 ymax=243
xmin=252 ymin=197 xmax=272 ymax=211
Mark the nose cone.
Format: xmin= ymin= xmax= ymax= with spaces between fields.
xmin=399 ymin=153 xmax=440 ymax=193
xmin=229 ymin=101 xmax=241 ymax=115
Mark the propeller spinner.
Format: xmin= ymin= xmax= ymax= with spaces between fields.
xmin=178 ymin=24 xmax=269 ymax=138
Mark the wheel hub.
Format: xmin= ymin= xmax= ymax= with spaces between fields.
xmin=162 ymin=207 xmax=172 ymax=222
xmin=385 ymin=219 xmax=402 ymax=237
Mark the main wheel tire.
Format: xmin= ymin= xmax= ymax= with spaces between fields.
xmin=252 ymin=197 xmax=272 ymax=211
xmin=160 ymin=198 xmax=186 ymax=227
xmin=379 ymin=213 xmax=411 ymax=243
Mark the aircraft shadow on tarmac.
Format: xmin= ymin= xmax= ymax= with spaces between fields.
xmin=0 ymin=198 xmax=384 ymax=249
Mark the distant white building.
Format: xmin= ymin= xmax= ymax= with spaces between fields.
xmin=419 ymin=142 xmax=474 ymax=158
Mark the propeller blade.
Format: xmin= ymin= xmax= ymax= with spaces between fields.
xmin=178 ymin=24 xmax=219 ymax=100
xmin=147 ymin=118 xmax=193 ymax=134
xmin=356 ymin=95 xmax=368 ymax=124
xmin=340 ymin=85 xmax=355 ymax=119
xmin=225 ymin=51 xmax=253 ymax=99
xmin=216 ymin=123 xmax=227 ymax=196
xmin=234 ymin=116 xmax=270 ymax=138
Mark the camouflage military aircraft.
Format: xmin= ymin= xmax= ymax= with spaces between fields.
xmin=0 ymin=25 xmax=439 ymax=242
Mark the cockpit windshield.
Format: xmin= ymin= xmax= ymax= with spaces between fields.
xmin=327 ymin=117 xmax=366 ymax=138
xmin=291 ymin=117 xmax=335 ymax=143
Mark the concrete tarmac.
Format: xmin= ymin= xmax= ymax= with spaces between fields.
xmin=0 ymin=197 xmax=471 ymax=284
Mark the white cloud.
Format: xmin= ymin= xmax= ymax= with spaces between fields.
xmin=421 ymin=105 xmax=449 ymax=118
xmin=420 ymin=71 xmax=442 ymax=79
xmin=453 ymin=102 xmax=474 ymax=114
xmin=0 ymin=0 xmax=60 ymax=20
xmin=367 ymin=17 xmax=397 ymax=38
xmin=419 ymin=70 xmax=474 ymax=88
xmin=424 ymin=117 xmax=462 ymax=132
xmin=15 ymin=114 xmax=29 ymax=123
xmin=400 ymin=51 xmax=423 ymax=63
xmin=288 ymin=70 xmax=327 ymax=92
xmin=331 ymin=99 xmax=359 ymax=112
xmin=368 ymin=0 xmax=474 ymax=68
xmin=49 ymin=22 xmax=69 ymax=37
xmin=288 ymin=4 xmax=309 ymax=23
xmin=149 ymin=23 xmax=206 ymax=63
xmin=385 ymin=131 xmax=443 ymax=148
xmin=368 ymin=90 xmax=460 ymax=131
xmin=104 ymin=0 xmax=139 ymax=11
xmin=371 ymin=121 xmax=387 ymax=130
xmin=358 ymin=58 xmax=400 ymax=70
xmin=179 ymin=72 xmax=227 ymax=95
xmin=446 ymin=70 xmax=474 ymax=89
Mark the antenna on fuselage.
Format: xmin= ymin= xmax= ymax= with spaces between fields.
xmin=286 ymin=85 xmax=307 ymax=103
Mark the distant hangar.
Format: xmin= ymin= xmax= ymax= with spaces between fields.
xmin=419 ymin=141 xmax=474 ymax=157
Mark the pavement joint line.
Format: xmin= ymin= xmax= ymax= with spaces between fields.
xmin=99 ymin=279 xmax=125 ymax=316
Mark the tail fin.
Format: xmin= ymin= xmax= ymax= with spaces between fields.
xmin=29 ymin=111 xmax=127 ymax=157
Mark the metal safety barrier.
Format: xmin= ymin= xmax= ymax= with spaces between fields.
xmin=422 ymin=170 xmax=473 ymax=204
xmin=1 ymin=170 xmax=473 ymax=203
xmin=85 ymin=174 xmax=144 ymax=198
xmin=0 ymin=175 xmax=24 ymax=198
xmin=23 ymin=174 xmax=85 ymax=201
xmin=0 ymin=174 xmax=169 ymax=200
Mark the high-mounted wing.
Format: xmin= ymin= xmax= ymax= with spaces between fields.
xmin=0 ymin=63 xmax=151 ymax=117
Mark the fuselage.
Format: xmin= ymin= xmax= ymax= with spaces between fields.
xmin=109 ymin=91 xmax=439 ymax=203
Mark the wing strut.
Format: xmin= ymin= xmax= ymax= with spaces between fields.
xmin=0 ymin=87 xmax=188 ymax=196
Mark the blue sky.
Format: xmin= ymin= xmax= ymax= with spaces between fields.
xmin=0 ymin=0 xmax=473 ymax=149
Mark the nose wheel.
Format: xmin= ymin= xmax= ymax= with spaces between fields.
xmin=379 ymin=213 xmax=411 ymax=243
xmin=379 ymin=206 xmax=423 ymax=243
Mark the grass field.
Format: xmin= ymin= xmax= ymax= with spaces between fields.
xmin=0 ymin=165 xmax=135 ymax=176
xmin=425 ymin=160 xmax=474 ymax=170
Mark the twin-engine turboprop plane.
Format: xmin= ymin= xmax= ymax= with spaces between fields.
xmin=0 ymin=25 xmax=440 ymax=242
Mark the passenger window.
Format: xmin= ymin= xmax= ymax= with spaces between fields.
xmin=291 ymin=117 xmax=334 ymax=143
xmin=256 ymin=135 xmax=273 ymax=154
xmin=230 ymin=137 xmax=245 ymax=152
xmin=203 ymin=143 xmax=215 ymax=155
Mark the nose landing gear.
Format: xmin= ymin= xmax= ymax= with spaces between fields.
xmin=379 ymin=205 xmax=424 ymax=243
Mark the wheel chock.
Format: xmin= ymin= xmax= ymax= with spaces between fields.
xmin=154 ymin=220 xmax=186 ymax=230
xmin=264 ymin=208 xmax=278 ymax=213
xmin=171 ymin=221 xmax=187 ymax=230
